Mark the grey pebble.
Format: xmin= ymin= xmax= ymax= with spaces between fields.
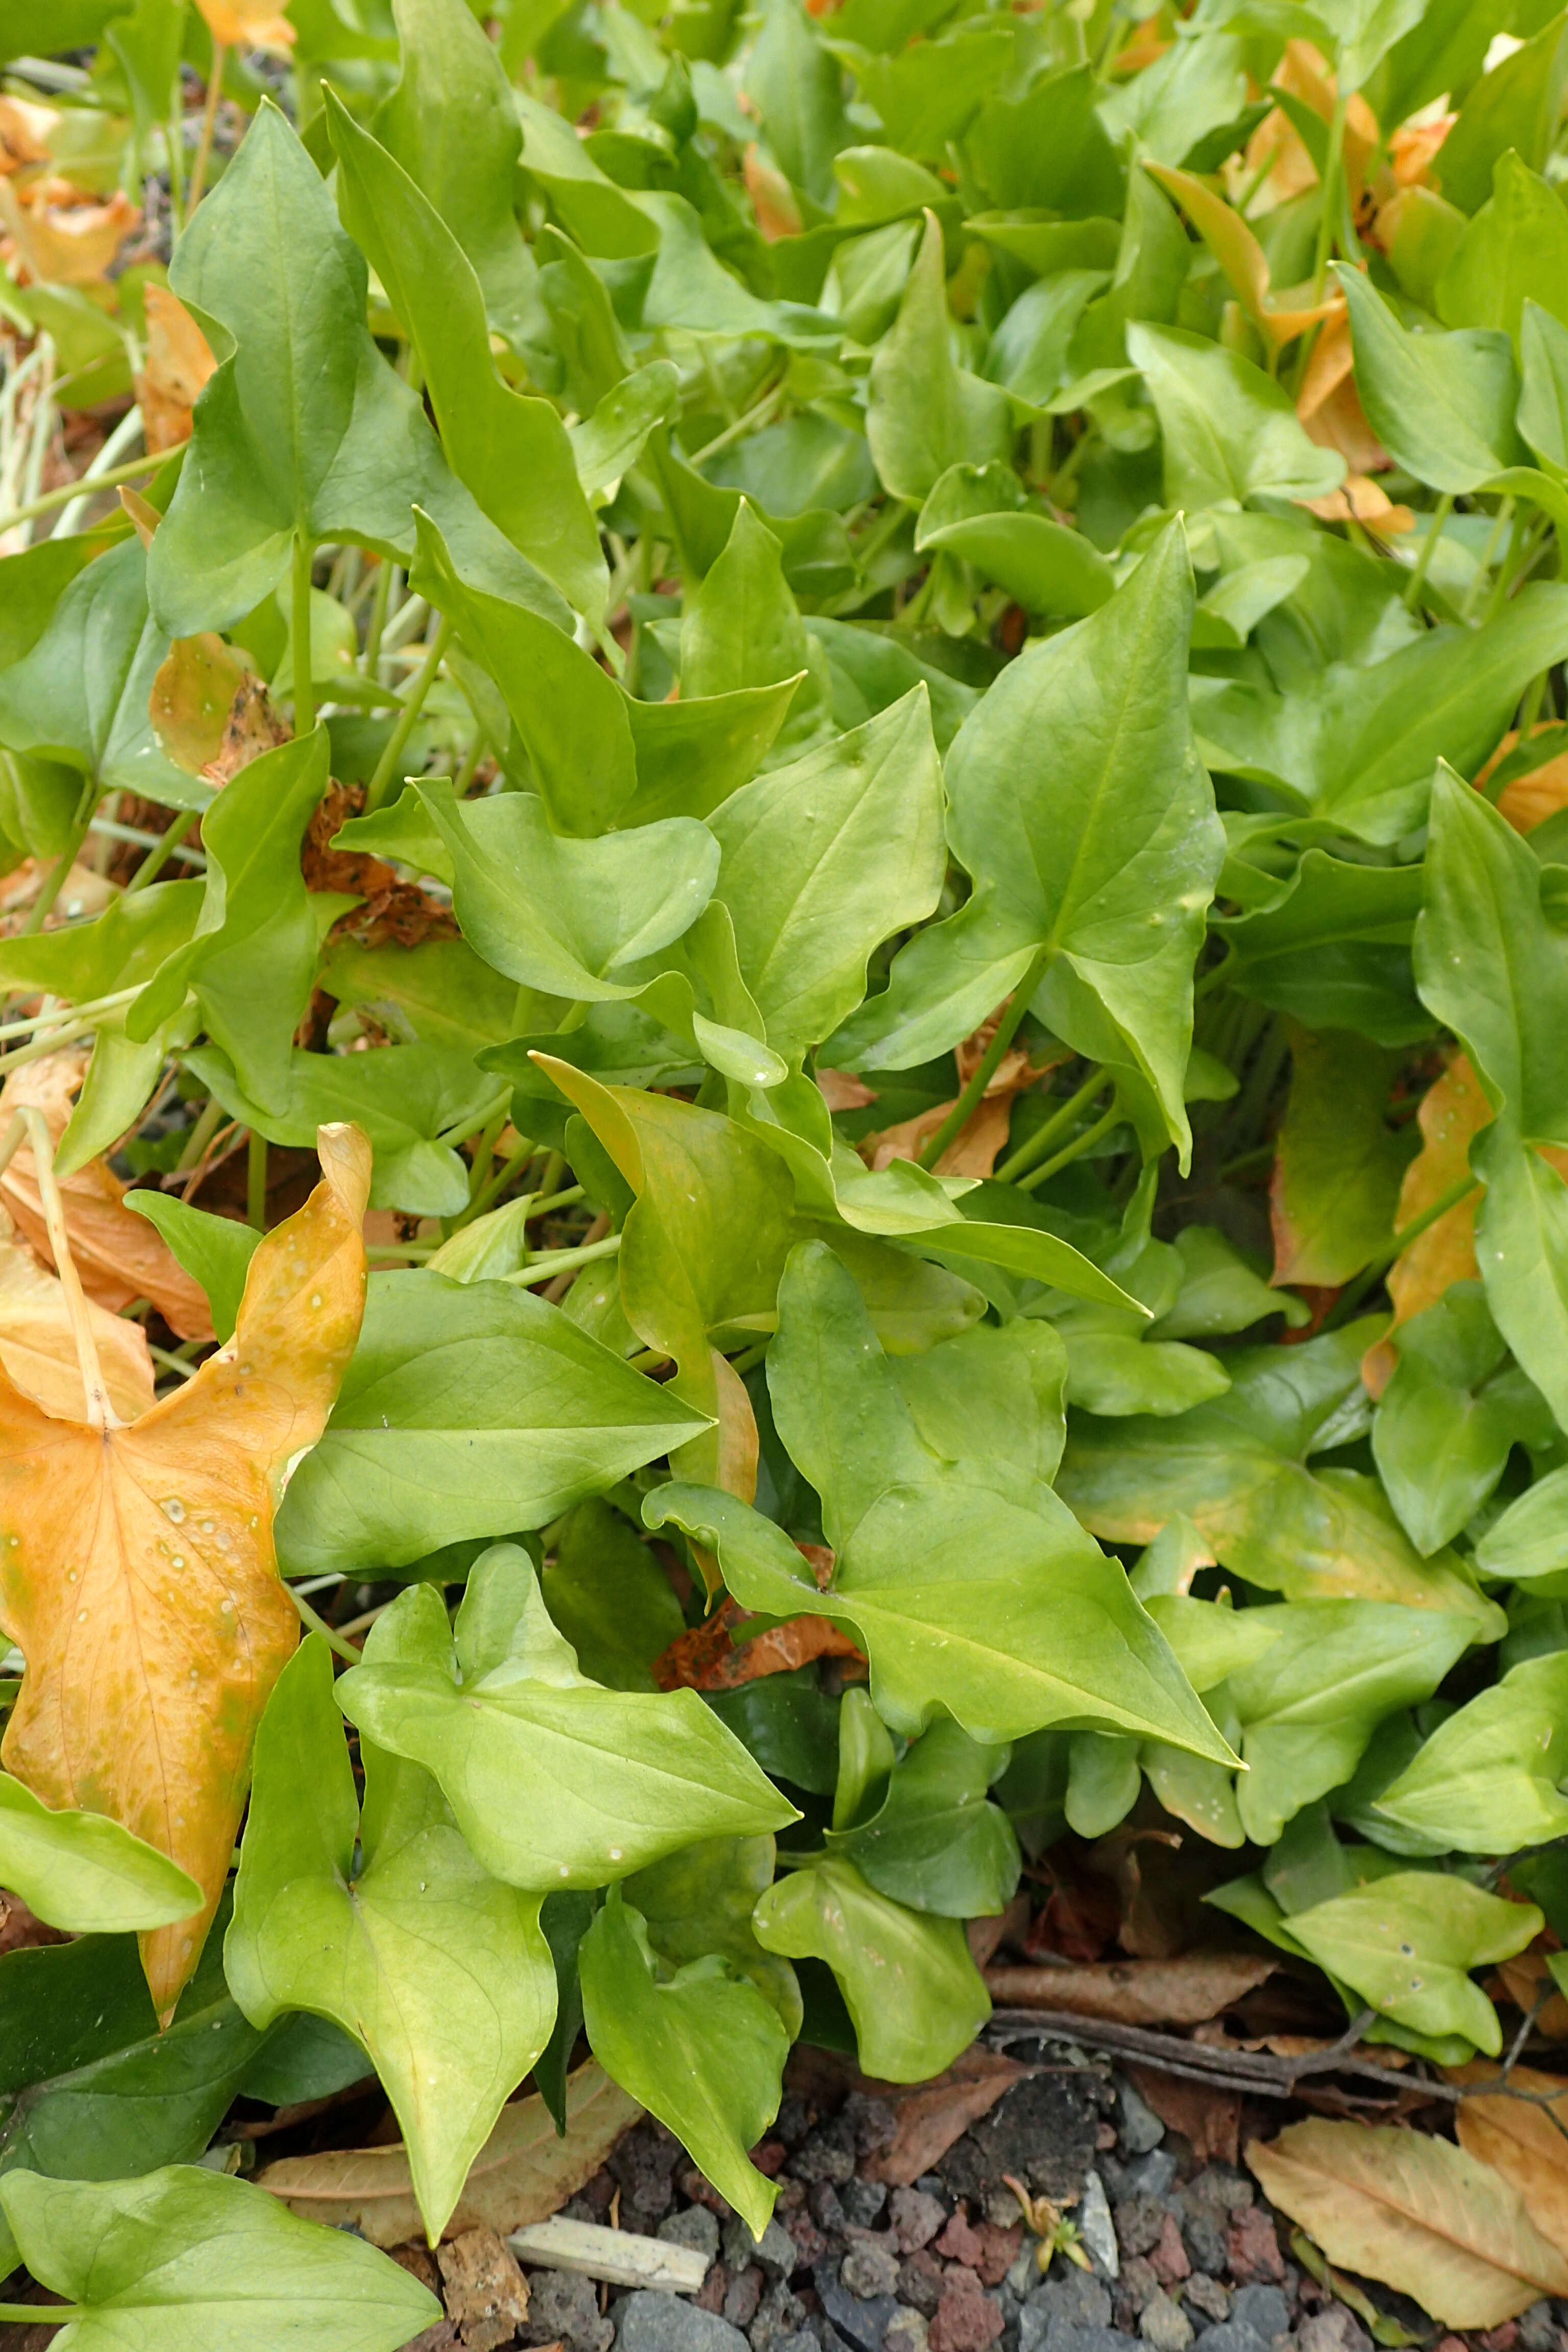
xmin=524 ymin=2271 xmax=614 ymax=2352
xmin=662 ymin=2209 xmax=722 ymax=2265
xmin=885 ymin=2313 xmax=929 ymax=2352
xmin=1137 ymin=2295 xmax=1191 ymax=2352
xmin=1229 ymin=2291 xmax=1288 ymax=2344
xmin=724 ymin=2217 xmax=797 ymax=2281
xmin=617 ymin=2289 xmax=751 ymax=2352
xmin=1019 ymin=2272 xmax=1113 ymax=2352
xmin=1115 ymin=2084 xmax=1165 ymax=2159
xmin=841 ymin=2243 xmax=902 ymax=2302
xmin=842 ymin=2183 xmax=889 ymax=2229
xmin=816 ymin=2259 xmax=902 ymax=2352
xmin=1039 ymin=2325 xmax=1142 ymax=2352
xmin=1293 ymin=2313 xmax=1369 ymax=2352
xmin=1183 ymin=2281 xmax=1230 ymax=2328
xmin=1521 ymin=2305 xmax=1561 ymax=2352
xmin=1191 ymin=2322 xmax=1271 ymax=2352
xmin=889 ymin=2191 xmax=946 ymax=2256
xmin=1076 ymin=2173 xmax=1119 ymax=2281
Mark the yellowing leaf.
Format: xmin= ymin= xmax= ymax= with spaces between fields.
xmin=1476 ymin=727 xmax=1568 ymax=836
xmin=1454 ymin=2062 xmax=1568 ymax=2260
xmin=0 ymin=1051 xmax=214 ymax=1342
xmin=0 ymin=1221 xmax=153 ymax=1423
xmin=1146 ymin=162 xmax=1341 ymax=350
xmin=1248 ymin=2118 xmax=1568 ymax=2328
xmin=136 ymin=283 xmax=218 ymax=455
xmin=194 ymin=0 xmax=296 ymax=45
xmin=0 ymin=1123 xmax=371 ymax=2016
xmin=0 ymin=179 xmax=138 ymax=287
xmin=1296 ymin=310 xmax=1387 ymax=478
xmin=1363 ymin=1055 xmax=1489 ymax=1395
xmin=150 ymin=634 xmax=255 ymax=777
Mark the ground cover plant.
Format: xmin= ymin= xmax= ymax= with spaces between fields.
xmin=0 ymin=0 xmax=1567 ymax=2336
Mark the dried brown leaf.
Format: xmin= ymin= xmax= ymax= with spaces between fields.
xmin=1452 ymin=2062 xmax=1568 ymax=2260
xmin=865 ymin=2048 xmax=1029 ymax=2186
xmin=0 ymin=1123 xmax=370 ymax=2014
xmin=1125 ymin=2065 xmax=1241 ymax=2167
xmin=0 ymin=1050 xmax=215 ymax=1341
xmin=0 ymin=178 xmax=138 ymax=286
xmin=194 ymin=0 xmax=297 ymax=44
xmin=257 ymin=2064 xmax=643 ymax=2248
xmin=985 ymin=1951 xmax=1276 ymax=2026
xmin=1248 ymin=2119 xmax=1568 ymax=2327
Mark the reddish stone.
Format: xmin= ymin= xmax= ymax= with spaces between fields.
xmin=785 ymin=2209 xmax=826 ymax=2268
xmin=1148 ymin=2214 xmax=1190 ymax=2287
xmin=696 ymin=2266 xmax=730 ymax=2315
xmin=935 ymin=2215 xmax=985 ymax=2267
xmin=933 ymin=2215 xmax=1018 ymax=2287
xmin=1226 ymin=2207 xmax=1284 ymax=2285
xmin=751 ymin=2140 xmax=787 ymax=2178
xmin=929 ymin=2270 xmax=1003 ymax=2352
xmin=1478 ymin=2331 xmax=1520 ymax=2352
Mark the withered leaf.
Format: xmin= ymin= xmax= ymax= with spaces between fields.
xmin=1249 ymin=2118 xmax=1568 ymax=2328
xmin=0 ymin=1219 xmax=153 ymax=1422
xmin=0 ymin=1050 xmax=215 ymax=1341
xmin=0 ymin=1122 xmax=370 ymax=2015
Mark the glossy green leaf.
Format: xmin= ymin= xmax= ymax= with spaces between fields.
xmin=227 ymin=1636 xmax=555 ymax=2243
xmin=1214 ymin=852 xmax=1429 ymax=1045
xmin=580 ymin=1884 xmax=787 ymax=2237
xmin=867 ymin=212 xmax=1012 ymax=503
xmin=185 ymin=1042 xmax=498 ymax=1219
xmin=375 ymin=0 xmax=547 ymax=354
xmin=708 ymin=687 xmax=944 ymax=1060
xmin=542 ymin=1498 xmax=686 ymax=1692
xmin=328 ymin=92 xmax=605 ymax=625
xmin=1058 ymin=1322 xmax=1507 ymax=1631
xmin=0 ymin=2164 xmax=440 ymax=2351
xmin=1436 ymin=151 xmax=1568 ymax=347
xmin=1476 ymin=1461 xmax=1568 ymax=1582
xmin=0 ymin=537 xmax=202 ymax=810
xmin=276 ymin=1271 xmax=709 ymax=1574
xmin=1271 ymin=1029 xmax=1416 ymax=1287
xmin=412 ymin=778 xmax=717 ymax=999
xmin=1373 ymin=1650 xmax=1568 ymax=1853
xmin=1373 ymin=1283 xmax=1550 ymax=1556
xmin=651 ymin=1241 xmax=1234 ymax=1759
xmin=0 ymin=1776 xmax=202 ymax=1938
xmin=752 ymin=1854 xmax=988 ymax=2081
xmin=148 ymin=101 xmax=564 ymax=638
xmin=1334 ymin=261 xmax=1522 ymax=492
xmin=1222 ymin=1600 xmax=1480 ymax=1846
xmin=1435 ymin=10 xmax=1568 ymax=216
xmin=1128 ymin=323 xmax=1345 ymax=508
xmin=827 ymin=1718 xmax=1020 ymax=1916
xmin=832 ymin=522 xmax=1222 ymax=1167
xmin=1282 ymin=1871 xmax=1540 ymax=2057
xmin=623 ymin=1835 xmax=800 ymax=2034
xmin=335 ymin=1545 xmax=795 ymax=1888
xmin=129 ymin=726 xmax=328 ymax=1113
xmin=1192 ymin=588 xmax=1568 ymax=843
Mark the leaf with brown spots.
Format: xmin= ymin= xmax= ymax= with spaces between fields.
xmin=0 ymin=1123 xmax=370 ymax=2015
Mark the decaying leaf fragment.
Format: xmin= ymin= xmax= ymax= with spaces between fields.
xmin=0 ymin=1121 xmax=371 ymax=2015
xmin=1248 ymin=2118 xmax=1568 ymax=2327
xmin=0 ymin=1050 xmax=214 ymax=1341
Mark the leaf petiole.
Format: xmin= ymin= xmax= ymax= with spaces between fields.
xmin=502 ymin=1232 xmax=622 ymax=1288
xmin=1015 ymin=1096 xmax=1123 ymax=1193
xmin=918 ymin=941 xmax=1054 ymax=1170
xmin=993 ymin=1066 xmax=1112 ymax=1185
xmin=363 ymin=612 xmax=455 ymax=813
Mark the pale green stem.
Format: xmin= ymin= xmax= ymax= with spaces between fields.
xmin=918 ymin=942 xmax=1052 ymax=1171
xmin=363 ymin=614 xmax=455 ymax=814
